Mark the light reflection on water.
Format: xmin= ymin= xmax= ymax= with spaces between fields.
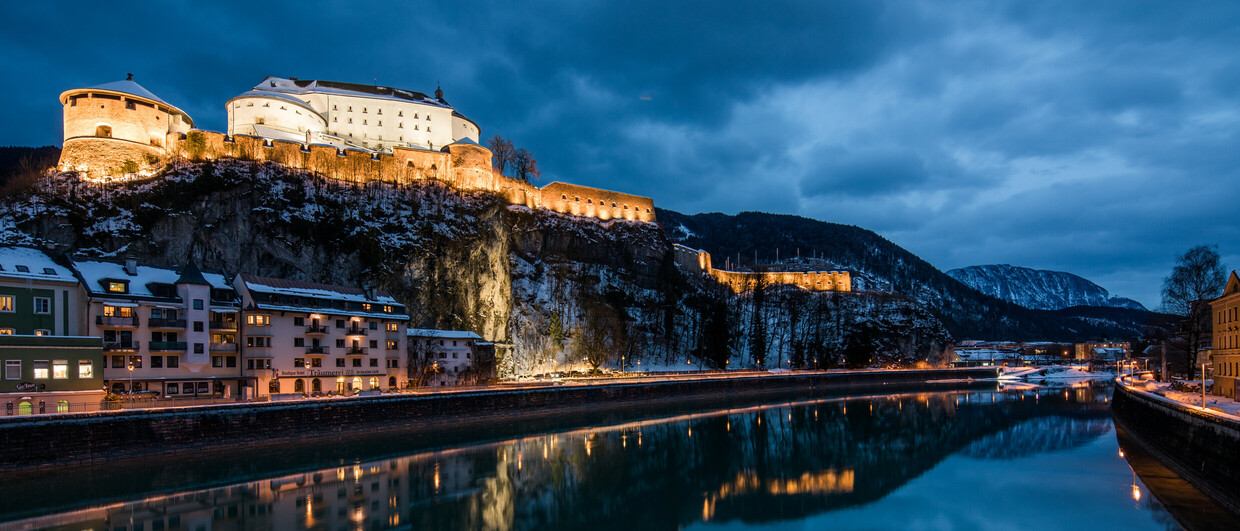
xmin=0 ymin=383 xmax=1211 ymax=530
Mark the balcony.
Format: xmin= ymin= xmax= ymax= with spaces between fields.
xmin=344 ymin=326 xmax=368 ymax=336
xmin=345 ymin=346 xmax=368 ymax=356
xmin=103 ymin=341 xmax=139 ymax=352
xmin=305 ymin=345 xmax=330 ymax=355
xmin=149 ymin=341 xmax=188 ymax=352
xmin=210 ymin=342 xmax=238 ymax=353
xmin=209 ymin=320 xmax=238 ymax=331
xmin=147 ymin=318 xmax=187 ymax=329
xmin=97 ymin=315 xmax=139 ymax=328
xmin=305 ymin=324 xmax=329 ymax=335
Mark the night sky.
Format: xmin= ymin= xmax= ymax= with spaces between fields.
xmin=3 ymin=1 xmax=1237 ymax=308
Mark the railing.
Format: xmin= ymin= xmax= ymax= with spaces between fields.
xmin=147 ymin=318 xmax=187 ymax=329
xmin=149 ymin=341 xmax=188 ymax=352
xmin=209 ymin=342 xmax=238 ymax=353
xmin=344 ymin=326 xmax=369 ymax=336
xmin=209 ymin=320 xmax=238 ymax=331
xmin=305 ymin=345 xmax=330 ymax=355
xmin=96 ymin=315 xmax=139 ymax=327
xmin=305 ymin=324 xmax=329 ymax=334
xmin=103 ymin=341 xmax=139 ymax=352
xmin=345 ymin=346 xmax=368 ymax=355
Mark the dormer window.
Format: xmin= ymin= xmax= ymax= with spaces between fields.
xmin=106 ymin=281 xmax=127 ymax=293
xmin=15 ymin=265 xmax=28 ymax=273
xmin=43 ymin=268 xmax=55 ymax=275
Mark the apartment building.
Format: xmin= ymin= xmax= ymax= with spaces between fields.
xmin=407 ymin=329 xmax=483 ymax=386
xmin=233 ymin=274 xmax=409 ymax=397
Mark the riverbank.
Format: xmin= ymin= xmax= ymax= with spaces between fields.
xmin=1112 ymin=379 xmax=1240 ymax=520
xmin=0 ymin=367 xmax=995 ymax=472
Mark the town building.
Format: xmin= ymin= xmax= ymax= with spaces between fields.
xmin=1211 ymin=271 xmax=1240 ymax=398
xmin=233 ymin=274 xmax=409 ymax=397
xmin=73 ymin=258 xmax=243 ymax=398
xmin=407 ymin=329 xmax=485 ymax=386
xmin=0 ymin=247 xmax=104 ymax=413
xmin=227 ymin=76 xmax=481 ymax=153
xmin=1073 ymin=341 xmax=1130 ymax=361
xmin=57 ymin=74 xmax=194 ymax=179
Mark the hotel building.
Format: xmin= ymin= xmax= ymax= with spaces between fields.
xmin=1211 ymin=271 xmax=1240 ymax=398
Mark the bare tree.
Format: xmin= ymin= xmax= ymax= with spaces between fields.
xmin=487 ymin=135 xmax=515 ymax=175
xmin=1161 ymin=244 xmax=1227 ymax=380
xmin=407 ymin=339 xmax=444 ymax=387
xmin=512 ymin=148 xmax=541 ymax=183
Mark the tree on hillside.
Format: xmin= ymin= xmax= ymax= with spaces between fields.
xmin=487 ymin=135 xmax=515 ymax=175
xmin=1161 ymin=244 xmax=1227 ymax=380
xmin=748 ymin=275 xmax=768 ymax=368
xmin=512 ymin=148 xmax=541 ymax=183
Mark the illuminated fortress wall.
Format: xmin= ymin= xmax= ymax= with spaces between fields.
xmin=673 ymin=244 xmax=851 ymax=294
xmin=165 ymin=130 xmax=656 ymax=223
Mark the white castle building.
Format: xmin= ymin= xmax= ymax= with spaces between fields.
xmin=226 ymin=76 xmax=481 ymax=153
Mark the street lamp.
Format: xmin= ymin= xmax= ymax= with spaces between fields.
xmin=127 ymin=362 xmax=134 ymax=409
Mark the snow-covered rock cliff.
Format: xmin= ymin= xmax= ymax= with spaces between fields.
xmin=946 ymin=264 xmax=1145 ymax=311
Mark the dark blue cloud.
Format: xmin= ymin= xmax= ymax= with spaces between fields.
xmin=1 ymin=0 xmax=1238 ymax=308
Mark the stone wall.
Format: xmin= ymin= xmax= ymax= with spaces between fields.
xmin=58 ymin=138 xmax=166 ymax=180
xmin=1112 ymin=383 xmax=1240 ymax=516
xmin=674 ymin=244 xmax=851 ymax=293
xmin=0 ymin=368 xmax=997 ymax=471
xmin=164 ymin=130 xmax=658 ymax=224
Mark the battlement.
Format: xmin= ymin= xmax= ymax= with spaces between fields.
xmin=673 ymin=244 xmax=851 ymax=294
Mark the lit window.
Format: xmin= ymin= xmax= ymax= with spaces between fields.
xmin=0 ymin=296 xmax=12 ymax=312
xmin=34 ymin=329 xmax=50 ymax=336
xmin=386 ymin=322 xmax=398 ymax=332
xmin=0 ymin=328 xmax=13 ymax=335
xmin=107 ymin=282 xmax=127 ymax=293
xmin=247 ymin=314 xmax=271 ymax=326
xmin=33 ymin=360 xmax=49 ymax=379
xmin=52 ymin=360 xmax=68 ymax=379
xmin=34 ymin=297 xmax=51 ymax=314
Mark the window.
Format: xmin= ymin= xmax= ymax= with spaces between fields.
xmin=48 ymin=359 xmax=67 ymax=380
xmin=352 ymin=358 xmax=362 ymax=367
xmin=0 ymin=328 xmax=13 ymax=335
xmin=193 ymin=299 xmax=204 ymax=310
xmin=151 ymin=356 xmax=163 ymax=368
xmin=294 ymin=337 xmax=305 ymax=347
xmin=311 ymin=358 xmax=322 ymax=368
xmin=387 ymin=359 xmax=399 ymax=368
xmin=247 ymin=337 xmax=272 ymax=348
xmin=33 ymin=360 xmax=49 ymax=379
xmin=369 ymin=358 xmax=378 ymax=367
xmin=227 ymin=356 xmax=236 ymax=367
xmin=79 ymin=360 xmax=93 ymax=378
xmin=212 ymin=356 xmax=223 ymax=368
xmin=386 ymin=340 xmax=398 ymax=350
xmin=34 ymin=329 xmax=50 ymax=336
xmin=129 ymin=355 xmax=142 ymax=369
xmin=369 ymin=340 xmax=378 ymax=349
xmin=386 ymin=323 xmax=398 ymax=332
xmin=335 ymin=339 xmax=345 ymax=348
xmin=336 ymin=358 xmax=346 ymax=367
xmin=0 ymin=296 xmax=13 ymax=312
xmin=193 ymin=321 xmax=204 ymax=332
xmin=167 ymin=356 xmax=179 ymax=368
xmin=194 ymin=343 xmax=204 ymax=354
xmin=5 ymin=360 xmax=19 ymax=379
xmin=336 ymin=319 xmax=345 ymax=328
xmin=247 ymin=314 xmax=271 ymax=326
xmin=33 ymin=297 xmax=51 ymax=314
xmin=107 ymin=282 xmax=127 ymax=293
xmin=294 ymin=358 xmax=305 ymax=368
xmin=369 ymin=321 xmax=378 ymax=330
xmin=348 ymin=118 xmax=353 ymax=124
xmin=103 ymin=305 xmax=132 ymax=317
xmin=293 ymin=317 xmax=304 ymax=326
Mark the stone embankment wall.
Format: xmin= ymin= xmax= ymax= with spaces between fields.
xmin=1112 ymin=383 xmax=1240 ymax=517
xmin=0 ymin=368 xmax=994 ymax=471
xmin=674 ymin=244 xmax=851 ymax=293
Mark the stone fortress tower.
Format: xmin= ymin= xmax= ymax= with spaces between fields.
xmin=226 ymin=76 xmax=481 ymax=154
xmin=57 ymin=74 xmax=194 ymax=178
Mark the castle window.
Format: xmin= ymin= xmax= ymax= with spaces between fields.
xmin=263 ymin=103 xmax=269 ymax=107
xmin=426 ymin=127 xmax=430 ymax=132
xmin=587 ymin=199 xmax=592 ymax=204
xmin=426 ymin=115 xmax=431 ymax=120
xmin=280 ymin=106 xmax=286 ymax=110
xmin=377 ymin=109 xmax=382 ymax=115
xmin=399 ymin=136 xmax=403 ymax=141
xmin=333 ymin=104 xmax=337 ymax=110
xmin=562 ymin=194 xmax=567 ymax=200
xmin=378 ymin=121 xmax=382 ymax=126
xmin=126 ymin=101 xmax=135 ymax=110
xmin=95 ymin=125 xmax=112 ymax=138
xmin=333 ymin=117 xmax=337 ymax=122
xmin=70 ymin=98 xmax=77 ymax=107
xmin=348 ymin=118 xmax=353 ymax=124
xmin=363 ymin=120 xmax=367 ymax=125
xmin=414 ymin=113 xmax=418 ymax=119
xmin=247 ymin=102 xmax=254 ymax=107
xmin=414 ymin=125 xmax=418 ymax=130
xmin=398 ymin=111 xmax=403 ymax=117
xmin=363 ymin=108 xmax=367 ymax=113
xmin=398 ymin=123 xmax=403 ymax=128
xmin=575 ymin=197 xmax=580 ymax=202
xmin=348 ymin=106 xmax=353 ymax=112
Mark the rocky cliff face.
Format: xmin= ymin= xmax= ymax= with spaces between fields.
xmin=0 ymin=161 xmax=958 ymax=374
xmin=947 ymin=264 xmax=1146 ymax=311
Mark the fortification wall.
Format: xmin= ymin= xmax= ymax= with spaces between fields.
xmin=675 ymin=245 xmax=851 ymax=294
xmin=541 ymin=182 xmax=657 ymax=222
xmin=58 ymin=138 xmax=165 ymax=180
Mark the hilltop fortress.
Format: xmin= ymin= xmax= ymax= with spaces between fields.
xmin=55 ymin=75 xmax=850 ymax=292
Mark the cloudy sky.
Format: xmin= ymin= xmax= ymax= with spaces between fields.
xmin=3 ymin=1 xmax=1238 ymax=308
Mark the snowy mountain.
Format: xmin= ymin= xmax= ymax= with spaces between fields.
xmin=946 ymin=264 xmax=1146 ymax=311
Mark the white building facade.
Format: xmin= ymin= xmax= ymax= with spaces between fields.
xmin=407 ymin=329 xmax=482 ymax=386
xmin=73 ymin=259 xmax=243 ymax=398
xmin=226 ymin=76 xmax=481 ymax=153
xmin=233 ymin=274 xmax=409 ymax=397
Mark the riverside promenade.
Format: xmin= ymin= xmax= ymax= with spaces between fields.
xmin=0 ymin=367 xmax=995 ymax=472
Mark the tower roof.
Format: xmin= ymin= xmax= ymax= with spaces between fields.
xmin=60 ymin=76 xmax=194 ymax=126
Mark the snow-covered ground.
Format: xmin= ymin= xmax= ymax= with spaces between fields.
xmin=1127 ymin=378 xmax=1240 ymax=419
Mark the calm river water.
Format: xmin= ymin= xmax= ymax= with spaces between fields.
xmin=2 ymin=382 xmax=1231 ymax=530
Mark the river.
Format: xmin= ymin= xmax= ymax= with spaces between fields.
xmin=1 ymin=382 xmax=1232 ymax=530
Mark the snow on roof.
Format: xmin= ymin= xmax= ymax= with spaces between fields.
xmin=238 ymin=273 xmax=400 ymax=306
xmin=72 ymin=259 xmax=231 ymax=298
xmin=406 ymin=329 xmax=483 ymax=340
xmin=250 ymin=76 xmax=452 ymax=109
xmin=0 ymin=247 xmax=77 ymax=283
xmin=229 ymin=90 xmax=322 ymax=115
xmin=85 ymin=79 xmax=170 ymax=105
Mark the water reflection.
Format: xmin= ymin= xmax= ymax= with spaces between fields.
xmin=5 ymin=383 xmax=1201 ymax=530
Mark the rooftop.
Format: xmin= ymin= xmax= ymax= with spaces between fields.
xmin=72 ymin=259 xmax=232 ymax=299
xmin=0 ymin=247 xmax=76 ymax=283
xmin=237 ymin=273 xmax=400 ymax=306
xmin=407 ymin=329 xmax=483 ymax=340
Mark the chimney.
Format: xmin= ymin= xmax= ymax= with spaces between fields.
xmin=363 ymin=284 xmax=376 ymax=301
xmin=124 ymin=258 xmax=138 ymax=276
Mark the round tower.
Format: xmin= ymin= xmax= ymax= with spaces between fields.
xmin=58 ymin=74 xmax=194 ymax=179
